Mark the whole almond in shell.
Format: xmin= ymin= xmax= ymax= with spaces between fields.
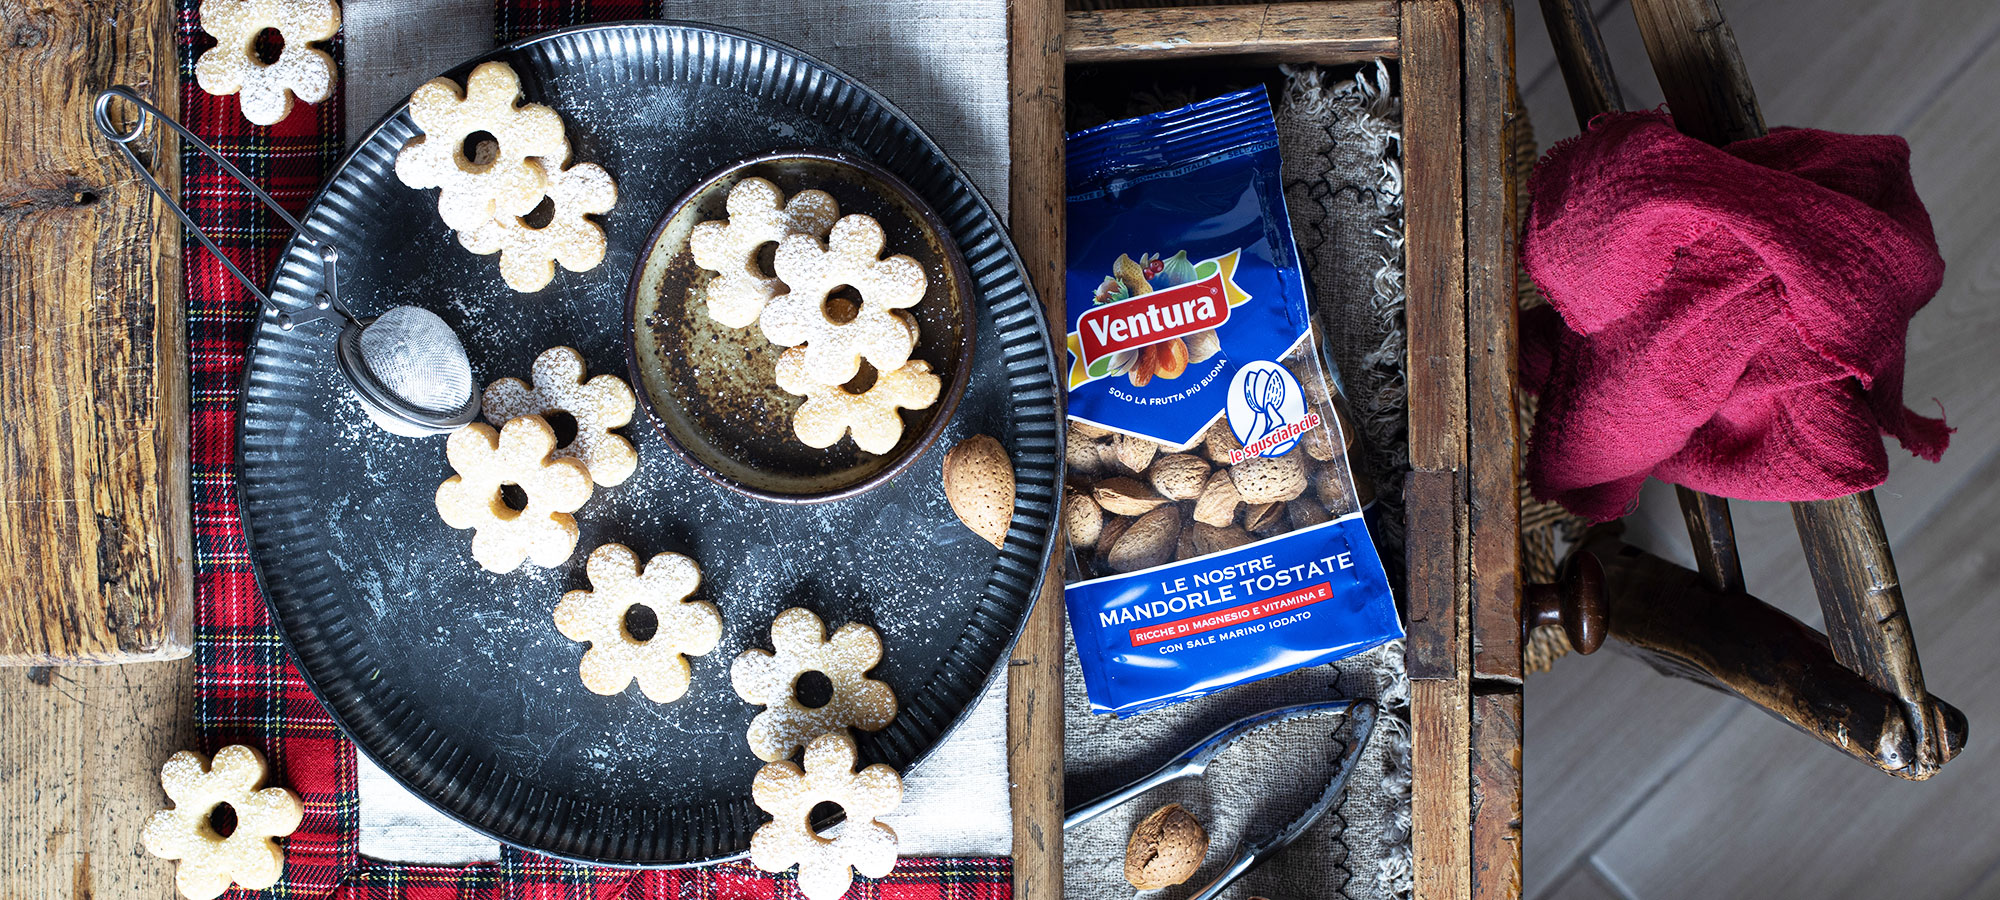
xmin=1066 ymin=424 xmax=1106 ymax=476
xmin=1148 ymin=453 xmax=1210 ymax=501
xmin=1066 ymin=442 xmax=1103 ymax=478
xmin=1285 ymin=357 xmax=1333 ymax=409
xmin=1113 ymin=434 xmax=1159 ymax=475
xmin=1190 ymin=523 xmax=1254 ymax=556
xmin=1289 ymin=497 xmax=1332 ymax=528
xmin=1232 ymin=452 xmax=1307 ymax=504
xmin=1098 ymin=440 xmax=1125 ymax=473
xmin=1191 ymin=469 xmax=1240 ymax=527
xmin=1243 ymin=501 xmax=1285 ymax=533
xmin=1071 ymin=419 xmax=1113 ymax=441
xmin=1175 ymin=523 xmax=1200 ymax=561
xmin=1317 ymin=461 xmax=1359 ymax=515
xmin=1301 ymin=411 xmax=1339 ymax=461
xmin=1107 ymin=506 xmax=1180 ymax=573
xmin=1097 ymin=515 xmax=1134 ymax=556
xmin=1094 ymin=476 xmax=1170 ymax=517
xmin=1201 ymin=420 xmax=1243 ymax=463
xmin=1332 ymin=400 xmax=1359 ymax=449
xmin=1124 ymin=803 xmax=1209 ymax=890
xmin=943 ymin=434 xmax=1013 ymax=548
xmin=1065 ymin=487 xmax=1103 ymax=549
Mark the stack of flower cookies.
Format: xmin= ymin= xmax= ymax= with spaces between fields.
xmin=732 ymin=609 xmax=906 ymax=900
xmin=395 ymin=61 xmax=618 ymax=293
xmin=690 ymin=178 xmax=942 ymax=454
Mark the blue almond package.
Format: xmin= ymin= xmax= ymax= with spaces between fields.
xmin=1063 ymin=87 xmax=1402 ymax=717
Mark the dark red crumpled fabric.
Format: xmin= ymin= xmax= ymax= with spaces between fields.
xmin=1520 ymin=111 xmax=1951 ymax=522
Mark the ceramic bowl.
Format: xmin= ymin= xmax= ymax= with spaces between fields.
xmin=626 ymin=150 xmax=976 ymax=503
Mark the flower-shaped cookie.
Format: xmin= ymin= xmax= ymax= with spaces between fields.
xmin=139 ymin=745 xmax=304 ymax=900
xmin=554 ymin=543 xmax=722 ymax=703
xmin=459 ymin=161 xmax=617 ymax=292
xmin=760 ymin=214 xmax=928 ymax=385
xmin=435 ymin=414 xmax=592 ymax=572
xmin=750 ymin=731 xmax=903 ymax=900
xmin=483 ymin=346 xmax=638 ymax=486
xmin=775 ymin=349 xmax=940 ymax=455
xmin=689 ymin=177 xmax=841 ymax=328
xmin=195 ymin=0 xmax=341 ymax=126
xmin=394 ymin=61 xmax=570 ymax=232
xmin=731 ymin=608 xmax=897 ymax=762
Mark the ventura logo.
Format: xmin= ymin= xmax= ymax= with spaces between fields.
xmin=1076 ymin=274 xmax=1230 ymax=369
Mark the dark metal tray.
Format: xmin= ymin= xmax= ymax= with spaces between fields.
xmin=237 ymin=21 xmax=1060 ymax=867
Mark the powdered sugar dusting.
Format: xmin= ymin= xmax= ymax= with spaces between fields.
xmin=731 ymin=608 xmax=898 ymax=762
xmin=240 ymin=31 xmax=1050 ymax=824
xmin=759 ymin=214 xmax=928 ymax=385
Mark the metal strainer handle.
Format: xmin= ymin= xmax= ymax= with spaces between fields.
xmin=93 ymin=86 xmax=478 ymax=436
xmin=93 ymin=86 xmax=355 ymax=333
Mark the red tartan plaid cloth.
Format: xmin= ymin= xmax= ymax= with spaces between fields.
xmin=179 ymin=1 xmax=1012 ymax=897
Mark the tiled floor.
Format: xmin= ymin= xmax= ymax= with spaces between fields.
xmin=1515 ymin=2 xmax=2000 ymax=897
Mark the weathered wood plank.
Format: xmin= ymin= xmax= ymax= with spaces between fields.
xmin=1414 ymin=677 xmax=1474 ymax=900
xmin=1464 ymin=3 xmax=1520 ymax=892
xmin=0 ymin=0 xmax=189 ymax=664
xmin=1472 ymin=692 xmax=1524 ymax=900
xmin=0 ymin=661 xmax=193 ymax=899
xmin=1008 ymin=0 xmax=1067 ymax=897
xmin=1401 ymin=1 xmax=1471 ymax=896
xmin=1063 ymin=1 xmax=1400 ymax=64
xmin=1462 ymin=1 xmax=1523 ymax=894
xmin=1407 ymin=470 xmax=1464 ymax=683
xmin=1400 ymin=0 xmax=1467 ymax=477
xmin=1008 ymin=576 xmax=1066 ymax=900
xmin=1464 ymin=0 xmax=1521 ymax=684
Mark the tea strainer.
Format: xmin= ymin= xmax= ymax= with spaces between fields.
xmin=94 ymin=86 xmax=479 ymax=437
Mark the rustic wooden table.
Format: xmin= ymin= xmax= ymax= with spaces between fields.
xmin=0 ymin=0 xmax=190 ymax=667
xmin=2 ymin=0 xmax=194 ymax=894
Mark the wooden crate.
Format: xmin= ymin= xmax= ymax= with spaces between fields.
xmin=1005 ymin=2 xmax=1521 ymax=898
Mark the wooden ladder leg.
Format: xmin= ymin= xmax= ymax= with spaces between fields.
xmin=1540 ymin=0 xmax=1751 ymax=601
xmin=1792 ymin=494 xmax=1963 ymax=775
xmin=1539 ymin=1 xmax=1753 ymax=603
xmin=1537 ymin=0 xmax=1624 ymax=127
xmin=1676 ymin=487 xmax=1744 ymax=595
